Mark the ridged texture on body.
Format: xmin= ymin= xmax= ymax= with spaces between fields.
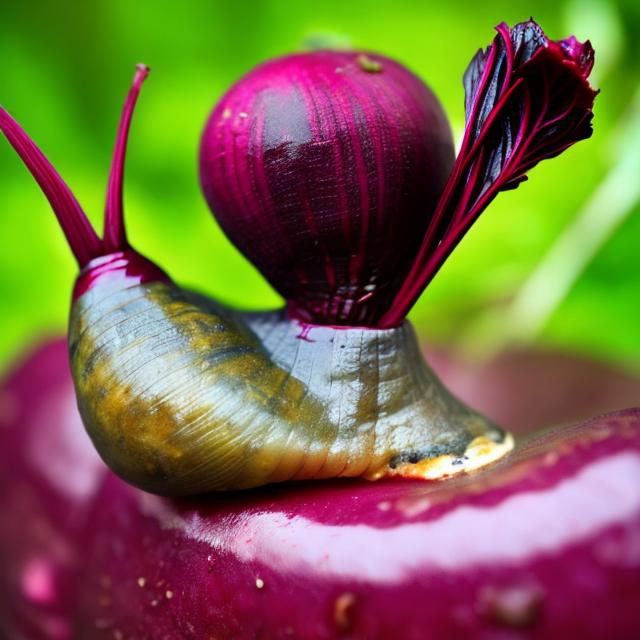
xmin=69 ymin=280 xmax=505 ymax=495
xmin=199 ymin=50 xmax=454 ymax=326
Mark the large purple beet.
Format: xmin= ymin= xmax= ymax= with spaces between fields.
xmin=199 ymin=50 xmax=455 ymax=325
xmin=1 ymin=340 xmax=639 ymax=638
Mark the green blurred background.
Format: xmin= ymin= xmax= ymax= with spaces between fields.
xmin=1 ymin=0 xmax=639 ymax=372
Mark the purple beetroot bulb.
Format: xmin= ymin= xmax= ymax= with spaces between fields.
xmin=199 ymin=50 xmax=455 ymax=326
xmin=1 ymin=340 xmax=639 ymax=639
xmin=199 ymin=21 xmax=597 ymax=328
xmin=75 ymin=411 xmax=640 ymax=639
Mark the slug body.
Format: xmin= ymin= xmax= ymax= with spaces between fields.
xmin=0 ymin=22 xmax=597 ymax=495
xmin=69 ymin=252 xmax=507 ymax=494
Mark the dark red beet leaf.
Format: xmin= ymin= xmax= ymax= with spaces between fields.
xmin=380 ymin=19 xmax=598 ymax=326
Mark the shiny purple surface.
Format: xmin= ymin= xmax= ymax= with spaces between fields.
xmin=72 ymin=251 xmax=170 ymax=302
xmin=1 ymin=341 xmax=639 ymax=639
xmin=75 ymin=412 xmax=640 ymax=639
xmin=200 ymin=50 xmax=454 ymax=325
xmin=0 ymin=341 xmax=105 ymax=639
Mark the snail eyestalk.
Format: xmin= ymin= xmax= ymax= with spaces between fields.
xmin=0 ymin=107 xmax=102 ymax=266
xmin=0 ymin=64 xmax=152 ymax=266
xmin=103 ymin=64 xmax=150 ymax=253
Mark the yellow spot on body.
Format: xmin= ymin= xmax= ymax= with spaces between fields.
xmin=137 ymin=577 xmax=146 ymax=588
xmin=222 ymin=108 xmax=232 ymax=119
xmin=368 ymin=433 xmax=515 ymax=481
xmin=255 ymin=578 xmax=265 ymax=589
xmin=165 ymin=590 xmax=174 ymax=599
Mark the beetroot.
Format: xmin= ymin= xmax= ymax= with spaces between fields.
xmin=199 ymin=50 xmax=454 ymax=326
xmin=1 ymin=340 xmax=639 ymax=638
xmin=198 ymin=20 xmax=597 ymax=327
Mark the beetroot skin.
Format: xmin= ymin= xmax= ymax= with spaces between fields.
xmin=1 ymin=340 xmax=639 ymax=639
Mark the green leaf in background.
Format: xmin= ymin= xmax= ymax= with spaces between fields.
xmin=1 ymin=0 xmax=639 ymax=371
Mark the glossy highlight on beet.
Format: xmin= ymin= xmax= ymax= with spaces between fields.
xmin=200 ymin=50 xmax=455 ymax=325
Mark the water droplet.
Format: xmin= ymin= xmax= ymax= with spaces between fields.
xmin=21 ymin=557 xmax=56 ymax=604
xmin=480 ymin=584 xmax=543 ymax=628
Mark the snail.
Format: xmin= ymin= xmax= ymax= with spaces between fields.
xmin=0 ymin=19 xmax=597 ymax=495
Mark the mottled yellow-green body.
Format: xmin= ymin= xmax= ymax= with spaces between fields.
xmin=69 ymin=279 xmax=510 ymax=495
